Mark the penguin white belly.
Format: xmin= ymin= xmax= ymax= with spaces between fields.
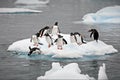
xmin=32 ymin=35 xmax=38 ymax=44
xmin=76 ymin=35 xmax=82 ymax=43
xmin=57 ymin=38 xmax=63 ymax=46
xmin=70 ymin=36 xmax=76 ymax=43
xmin=52 ymin=26 xmax=58 ymax=35
xmin=33 ymin=38 xmax=38 ymax=44
xmin=46 ymin=37 xmax=52 ymax=44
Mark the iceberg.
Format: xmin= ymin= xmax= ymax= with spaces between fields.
xmin=98 ymin=63 xmax=108 ymax=80
xmin=8 ymin=34 xmax=118 ymax=58
xmin=37 ymin=62 xmax=108 ymax=80
xmin=76 ymin=6 xmax=120 ymax=24
xmin=0 ymin=8 xmax=42 ymax=14
xmin=15 ymin=0 xmax=49 ymax=5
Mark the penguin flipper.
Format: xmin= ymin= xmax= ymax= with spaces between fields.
xmin=54 ymin=39 xmax=58 ymax=43
xmin=58 ymin=27 xmax=61 ymax=33
xmin=63 ymin=38 xmax=67 ymax=44
xmin=81 ymin=37 xmax=86 ymax=43
xmin=74 ymin=35 xmax=77 ymax=42
xmin=51 ymin=42 xmax=54 ymax=45
xmin=39 ymin=43 xmax=43 ymax=45
xmin=36 ymin=48 xmax=40 ymax=50
xmin=28 ymin=50 xmax=33 ymax=56
xmin=90 ymin=32 xmax=94 ymax=38
xmin=29 ymin=46 xmax=32 ymax=50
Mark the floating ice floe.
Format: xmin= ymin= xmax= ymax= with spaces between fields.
xmin=98 ymin=63 xmax=108 ymax=80
xmin=75 ymin=6 xmax=120 ymax=24
xmin=37 ymin=62 xmax=108 ymax=80
xmin=0 ymin=8 xmax=42 ymax=14
xmin=8 ymin=34 xmax=118 ymax=58
xmin=15 ymin=0 xmax=50 ymax=5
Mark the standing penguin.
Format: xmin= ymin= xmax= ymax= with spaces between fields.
xmin=39 ymin=26 xmax=50 ymax=37
xmin=30 ymin=35 xmax=39 ymax=46
xmin=51 ymin=22 xmax=60 ymax=35
xmin=74 ymin=32 xmax=86 ymax=45
xmin=70 ymin=33 xmax=76 ymax=43
xmin=88 ymin=29 xmax=99 ymax=42
xmin=54 ymin=35 xmax=67 ymax=50
xmin=45 ymin=33 xmax=53 ymax=48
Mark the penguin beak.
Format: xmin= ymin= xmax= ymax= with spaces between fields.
xmin=88 ymin=30 xmax=91 ymax=32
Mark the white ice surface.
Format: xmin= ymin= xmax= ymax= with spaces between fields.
xmin=0 ymin=8 xmax=42 ymax=13
xmin=37 ymin=62 xmax=95 ymax=80
xmin=8 ymin=34 xmax=118 ymax=58
xmin=75 ymin=6 xmax=120 ymax=24
xmin=37 ymin=62 xmax=108 ymax=80
xmin=15 ymin=0 xmax=49 ymax=5
xmin=98 ymin=63 xmax=108 ymax=80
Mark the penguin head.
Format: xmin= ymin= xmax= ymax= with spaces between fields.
xmin=54 ymin=22 xmax=58 ymax=26
xmin=74 ymin=32 xmax=80 ymax=36
xmin=58 ymin=35 xmax=63 ymax=38
xmin=44 ymin=33 xmax=49 ymax=36
xmin=44 ymin=26 xmax=50 ymax=29
xmin=70 ymin=33 xmax=74 ymax=36
xmin=88 ymin=29 xmax=97 ymax=32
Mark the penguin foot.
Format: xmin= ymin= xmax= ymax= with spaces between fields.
xmin=77 ymin=43 xmax=82 ymax=45
xmin=48 ymin=44 xmax=51 ymax=48
xmin=33 ymin=44 xmax=38 ymax=46
xmin=57 ymin=47 xmax=62 ymax=50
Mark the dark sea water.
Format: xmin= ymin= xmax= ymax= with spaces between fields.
xmin=0 ymin=0 xmax=120 ymax=80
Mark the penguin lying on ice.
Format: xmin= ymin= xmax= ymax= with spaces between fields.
xmin=88 ymin=29 xmax=99 ymax=42
xmin=54 ymin=35 xmax=67 ymax=50
xmin=28 ymin=46 xmax=41 ymax=56
xmin=45 ymin=33 xmax=53 ymax=48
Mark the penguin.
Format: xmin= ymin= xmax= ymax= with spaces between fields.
xmin=88 ymin=29 xmax=99 ymax=42
xmin=70 ymin=33 xmax=76 ymax=43
xmin=51 ymin=22 xmax=60 ymax=35
xmin=39 ymin=26 xmax=50 ymax=37
xmin=74 ymin=32 xmax=86 ymax=45
xmin=30 ymin=35 xmax=39 ymax=46
xmin=44 ymin=33 xmax=53 ymax=48
xmin=28 ymin=46 xmax=41 ymax=56
xmin=54 ymin=35 xmax=67 ymax=50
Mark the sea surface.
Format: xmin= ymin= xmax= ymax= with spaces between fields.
xmin=0 ymin=0 xmax=120 ymax=80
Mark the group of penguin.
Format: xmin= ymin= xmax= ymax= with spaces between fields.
xmin=28 ymin=22 xmax=99 ymax=56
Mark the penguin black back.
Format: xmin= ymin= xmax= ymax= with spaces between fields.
xmin=39 ymin=26 xmax=50 ymax=37
xmin=88 ymin=29 xmax=99 ymax=42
